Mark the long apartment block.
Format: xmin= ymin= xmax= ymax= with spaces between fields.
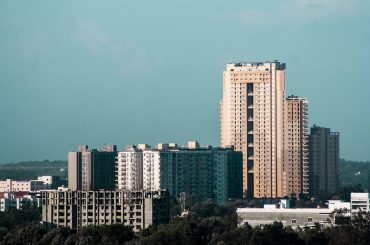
xmin=116 ymin=141 xmax=243 ymax=203
xmin=41 ymin=188 xmax=169 ymax=231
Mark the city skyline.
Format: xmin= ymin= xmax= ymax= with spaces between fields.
xmin=1 ymin=0 xmax=370 ymax=163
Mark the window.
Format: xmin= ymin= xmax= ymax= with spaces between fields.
xmin=307 ymin=217 xmax=312 ymax=222
xmin=291 ymin=219 xmax=297 ymax=224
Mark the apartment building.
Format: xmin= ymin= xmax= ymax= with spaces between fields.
xmin=116 ymin=141 xmax=243 ymax=203
xmin=0 ymin=178 xmax=51 ymax=192
xmin=220 ymin=61 xmax=286 ymax=198
xmin=0 ymin=192 xmax=41 ymax=212
xmin=116 ymin=145 xmax=143 ymax=190
xmin=41 ymin=188 xmax=169 ymax=231
xmin=281 ymin=96 xmax=309 ymax=197
xmin=309 ymin=126 xmax=339 ymax=198
xmin=68 ymin=145 xmax=117 ymax=191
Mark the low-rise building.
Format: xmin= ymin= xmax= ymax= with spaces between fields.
xmin=37 ymin=176 xmax=61 ymax=189
xmin=351 ymin=192 xmax=370 ymax=212
xmin=41 ymin=188 xmax=169 ymax=232
xmin=0 ymin=176 xmax=59 ymax=193
xmin=236 ymin=199 xmax=350 ymax=228
xmin=0 ymin=192 xmax=41 ymax=211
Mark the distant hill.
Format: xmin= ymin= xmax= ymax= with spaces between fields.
xmin=0 ymin=160 xmax=67 ymax=181
xmin=339 ymin=159 xmax=370 ymax=190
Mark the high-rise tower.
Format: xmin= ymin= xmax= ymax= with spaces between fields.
xmin=281 ymin=96 xmax=309 ymax=197
xmin=220 ymin=61 xmax=286 ymax=198
xmin=309 ymin=126 xmax=339 ymax=198
xmin=68 ymin=145 xmax=117 ymax=191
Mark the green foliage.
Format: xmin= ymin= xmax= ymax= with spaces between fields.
xmin=0 ymin=207 xmax=41 ymax=230
xmin=337 ymin=184 xmax=364 ymax=201
xmin=63 ymin=225 xmax=134 ymax=245
xmin=1 ymin=223 xmax=47 ymax=245
xmin=339 ymin=159 xmax=370 ymax=190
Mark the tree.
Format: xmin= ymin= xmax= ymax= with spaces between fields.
xmin=337 ymin=184 xmax=364 ymax=201
xmin=1 ymin=223 xmax=46 ymax=245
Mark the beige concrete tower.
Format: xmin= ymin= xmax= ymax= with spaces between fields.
xmin=280 ymin=96 xmax=309 ymax=197
xmin=220 ymin=61 xmax=286 ymax=198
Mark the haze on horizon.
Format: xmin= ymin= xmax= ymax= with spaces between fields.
xmin=0 ymin=0 xmax=369 ymax=163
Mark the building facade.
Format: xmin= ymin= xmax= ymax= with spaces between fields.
xmin=1 ymin=192 xmax=42 ymax=212
xmin=281 ymin=96 xmax=309 ymax=197
xmin=309 ymin=126 xmax=339 ymax=198
xmin=68 ymin=145 xmax=117 ymax=191
xmin=236 ymin=199 xmax=350 ymax=228
xmin=220 ymin=61 xmax=286 ymax=198
xmin=41 ymin=189 xmax=169 ymax=231
xmin=37 ymin=176 xmax=61 ymax=189
xmin=116 ymin=145 xmax=143 ymax=190
xmin=116 ymin=141 xmax=243 ymax=203
xmin=351 ymin=193 xmax=370 ymax=212
xmin=0 ymin=178 xmax=52 ymax=192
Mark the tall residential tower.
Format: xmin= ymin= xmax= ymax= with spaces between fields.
xmin=281 ymin=96 xmax=309 ymax=197
xmin=220 ymin=61 xmax=286 ymax=198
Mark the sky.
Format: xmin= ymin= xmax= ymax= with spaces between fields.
xmin=0 ymin=0 xmax=369 ymax=163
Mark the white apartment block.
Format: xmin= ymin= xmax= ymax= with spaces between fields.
xmin=116 ymin=145 xmax=143 ymax=190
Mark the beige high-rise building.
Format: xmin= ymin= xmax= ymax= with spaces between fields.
xmin=281 ymin=96 xmax=309 ymax=197
xmin=220 ymin=61 xmax=286 ymax=198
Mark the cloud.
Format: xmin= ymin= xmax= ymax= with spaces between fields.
xmin=74 ymin=18 xmax=150 ymax=77
xmin=75 ymin=18 xmax=132 ymax=58
xmin=220 ymin=0 xmax=362 ymax=25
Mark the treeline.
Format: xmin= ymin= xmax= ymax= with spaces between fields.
xmin=1 ymin=203 xmax=370 ymax=245
xmin=0 ymin=160 xmax=67 ymax=180
xmin=339 ymin=159 xmax=370 ymax=189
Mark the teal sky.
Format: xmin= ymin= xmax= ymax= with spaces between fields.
xmin=0 ymin=0 xmax=369 ymax=163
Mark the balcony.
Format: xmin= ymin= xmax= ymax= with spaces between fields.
xmin=248 ymin=130 xmax=254 ymax=135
